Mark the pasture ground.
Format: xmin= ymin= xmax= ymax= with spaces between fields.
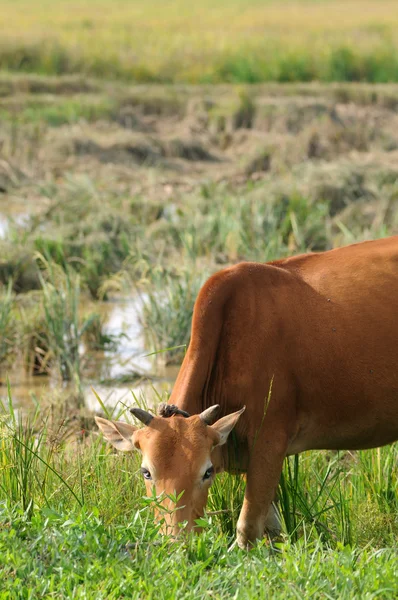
xmin=0 ymin=74 xmax=397 ymax=598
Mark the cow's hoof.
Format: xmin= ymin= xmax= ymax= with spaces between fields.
xmin=236 ymin=525 xmax=259 ymax=550
xmin=236 ymin=533 xmax=253 ymax=550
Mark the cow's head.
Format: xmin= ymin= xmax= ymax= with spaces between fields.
xmin=95 ymin=404 xmax=245 ymax=535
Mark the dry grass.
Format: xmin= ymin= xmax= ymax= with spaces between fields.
xmin=1 ymin=76 xmax=397 ymax=395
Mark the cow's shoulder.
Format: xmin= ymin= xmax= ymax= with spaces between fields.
xmin=195 ymin=261 xmax=297 ymax=309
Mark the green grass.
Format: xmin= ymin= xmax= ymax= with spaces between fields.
xmin=0 ymin=97 xmax=115 ymax=126
xmin=1 ymin=505 xmax=398 ymax=599
xmin=139 ymin=266 xmax=208 ymax=365
xmin=16 ymin=254 xmax=112 ymax=391
xmin=36 ymin=255 xmax=83 ymax=387
xmin=1 ymin=76 xmax=398 ymax=596
xmin=0 ymin=385 xmax=398 ymax=598
xmin=0 ymin=282 xmax=15 ymax=368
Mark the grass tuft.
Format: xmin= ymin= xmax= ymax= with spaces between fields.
xmin=0 ymin=281 xmax=16 ymax=370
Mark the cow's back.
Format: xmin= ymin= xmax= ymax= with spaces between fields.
xmin=271 ymin=236 xmax=398 ymax=452
xmin=171 ymin=236 xmax=398 ymax=456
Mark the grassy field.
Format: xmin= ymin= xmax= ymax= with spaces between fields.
xmin=2 ymin=1 xmax=398 ymax=82
xmin=0 ymin=73 xmax=398 ymax=597
xmin=1 ymin=387 xmax=398 ymax=598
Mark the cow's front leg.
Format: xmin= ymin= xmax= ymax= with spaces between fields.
xmin=236 ymin=434 xmax=287 ymax=549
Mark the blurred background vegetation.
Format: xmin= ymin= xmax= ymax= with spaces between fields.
xmin=2 ymin=0 xmax=398 ymax=83
xmin=1 ymin=3 xmax=398 ymax=596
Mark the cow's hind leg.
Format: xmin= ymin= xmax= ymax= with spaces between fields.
xmin=264 ymin=501 xmax=282 ymax=538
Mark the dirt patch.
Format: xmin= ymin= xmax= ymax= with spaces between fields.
xmin=0 ymin=74 xmax=100 ymax=97
xmin=244 ymin=147 xmax=272 ymax=176
xmin=72 ymin=137 xmax=163 ymax=165
xmin=165 ymin=138 xmax=218 ymax=161
xmin=69 ymin=131 xmax=218 ymax=166
xmin=0 ymin=160 xmax=27 ymax=193
xmin=309 ymin=165 xmax=377 ymax=215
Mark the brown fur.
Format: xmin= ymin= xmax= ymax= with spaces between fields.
xmin=169 ymin=236 xmax=398 ymax=547
xmin=95 ymin=408 xmax=243 ymax=537
xmin=97 ymin=236 xmax=398 ymax=548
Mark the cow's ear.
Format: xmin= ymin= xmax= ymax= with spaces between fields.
xmin=211 ymin=407 xmax=246 ymax=447
xmin=95 ymin=416 xmax=138 ymax=452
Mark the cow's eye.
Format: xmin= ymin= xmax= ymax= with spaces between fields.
xmin=141 ymin=467 xmax=152 ymax=480
xmin=203 ymin=466 xmax=214 ymax=480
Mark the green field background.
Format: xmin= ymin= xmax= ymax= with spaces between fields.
xmin=1 ymin=2 xmax=398 ymax=597
xmin=2 ymin=0 xmax=398 ymax=82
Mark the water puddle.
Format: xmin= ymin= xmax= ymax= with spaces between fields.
xmin=2 ymin=295 xmax=180 ymax=414
xmin=0 ymin=203 xmax=31 ymax=240
xmin=0 ymin=202 xmax=180 ymax=415
xmin=99 ymin=296 xmax=152 ymax=377
xmin=0 ymin=214 xmax=8 ymax=239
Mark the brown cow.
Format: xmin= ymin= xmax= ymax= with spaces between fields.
xmin=96 ymin=235 xmax=398 ymax=548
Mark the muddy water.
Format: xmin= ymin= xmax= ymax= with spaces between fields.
xmin=83 ymin=296 xmax=180 ymax=412
xmin=0 ymin=203 xmax=179 ymax=414
xmin=4 ymin=296 xmax=180 ymax=414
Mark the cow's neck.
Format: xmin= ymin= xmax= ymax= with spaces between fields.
xmin=169 ymin=346 xmax=219 ymax=415
xmin=169 ymin=357 xmax=249 ymax=474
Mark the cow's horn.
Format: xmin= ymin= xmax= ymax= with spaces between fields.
xmin=129 ymin=407 xmax=154 ymax=426
xmin=199 ymin=404 xmax=220 ymax=425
